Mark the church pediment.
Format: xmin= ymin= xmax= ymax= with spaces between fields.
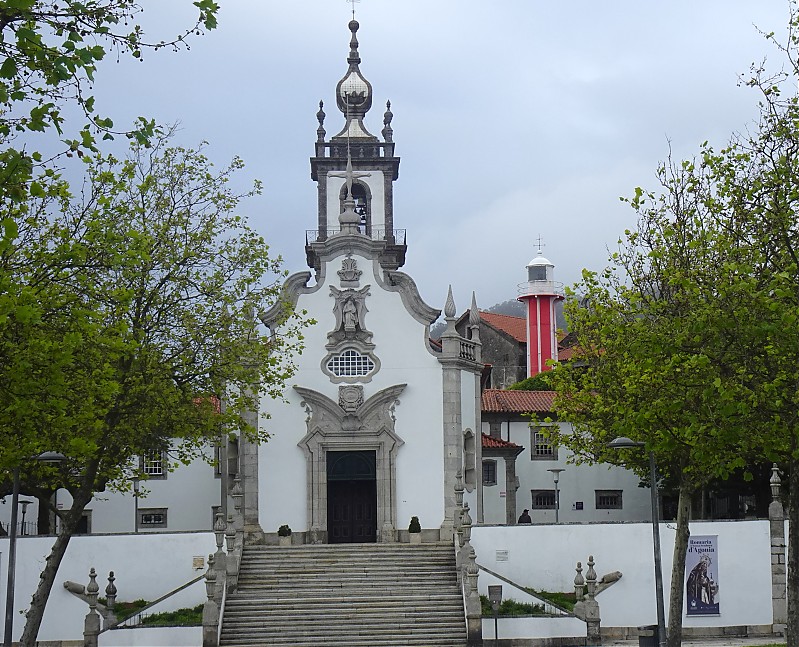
xmin=294 ymin=383 xmax=406 ymax=444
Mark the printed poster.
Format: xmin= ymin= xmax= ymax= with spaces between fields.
xmin=685 ymin=535 xmax=720 ymax=616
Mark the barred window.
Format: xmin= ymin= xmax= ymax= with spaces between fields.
xmin=139 ymin=508 xmax=168 ymax=528
xmin=327 ymin=349 xmax=375 ymax=377
xmin=595 ymin=490 xmax=623 ymax=510
xmin=531 ymin=490 xmax=556 ymax=509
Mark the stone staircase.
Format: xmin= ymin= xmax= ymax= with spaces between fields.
xmin=219 ymin=542 xmax=467 ymax=647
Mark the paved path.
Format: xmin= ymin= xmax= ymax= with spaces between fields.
xmin=605 ymin=638 xmax=783 ymax=646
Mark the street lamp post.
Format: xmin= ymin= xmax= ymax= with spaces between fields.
xmin=547 ymin=468 xmax=565 ymax=524
xmin=18 ymin=501 xmax=30 ymax=537
xmin=4 ymin=452 xmax=66 ymax=647
xmin=608 ymin=437 xmax=666 ymax=647
xmin=132 ymin=478 xmax=140 ymax=533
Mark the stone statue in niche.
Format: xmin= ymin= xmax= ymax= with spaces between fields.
xmin=337 ymin=255 xmax=362 ymax=287
xmin=329 ymin=285 xmax=372 ymax=346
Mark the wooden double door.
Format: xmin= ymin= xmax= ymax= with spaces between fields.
xmin=327 ymin=451 xmax=377 ymax=543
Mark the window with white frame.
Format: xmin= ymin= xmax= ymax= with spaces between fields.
xmin=530 ymin=426 xmax=557 ymax=460
xmin=140 ymin=450 xmax=167 ymax=479
xmin=482 ymin=460 xmax=497 ymax=486
xmin=595 ymin=490 xmax=623 ymax=510
xmin=531 ymin=489 xmax=556 ymax=510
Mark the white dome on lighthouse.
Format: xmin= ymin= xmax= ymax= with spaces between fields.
xmin=527 ymin=253 xmax=553 ymax=268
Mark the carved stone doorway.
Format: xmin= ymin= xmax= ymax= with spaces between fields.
xmin=327 ymin=451 xmax=377 ymax=543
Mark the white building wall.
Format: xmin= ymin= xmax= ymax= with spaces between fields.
xmin=260 ymin=252 xmax=446 ymax=533
xmin=482 ymin=419 xmax=651 ymax=524
xmin=472 ymin=520 xmax=773 ymax=629
xmin=482 ymin=456 xmax=507 ymax=525
xmin=0 ymin=457 xmax=221 ymax=535
xmin=0 ymin=532 xmax=213 ymax=643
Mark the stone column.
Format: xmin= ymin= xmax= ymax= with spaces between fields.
xmin=240 ymin=384 xmax=264 ymax=543
xmin=504 ymin=455 xmax=520 ymax=525
xmin=769 ymin=464 xmax=787 ymax=633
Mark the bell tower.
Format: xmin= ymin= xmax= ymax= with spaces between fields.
xmin=307 ymin=20 xmax=405 ymax=275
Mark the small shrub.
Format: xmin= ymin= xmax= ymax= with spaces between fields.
xmin=277 ymin=524 xmax=292 ymax=537
xmin=480 ymin=595 xmax=545 ymax=616
xmin=99 ymin=598 xmax=148 ymax=622
xmin=408 ymin=516 xmax=421 ymax=533
xmin=140 ymin=604 xmax=203 ymax=627
xmin=524 ymin=588 xmax=576 ymax=612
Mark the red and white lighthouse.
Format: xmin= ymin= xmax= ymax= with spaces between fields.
xmin=517 ymin=250 xmax=564 ymax=376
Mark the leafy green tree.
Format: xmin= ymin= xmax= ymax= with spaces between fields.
xmin=0 ymin=131 xmax=306 ymax=646
xmin=507 ymin=372 xmax=554 ymax=391
xmin=549 ymin=156 xmax=761 ymax=647
xmin=0 ymin=0 xmax=219 ymax=225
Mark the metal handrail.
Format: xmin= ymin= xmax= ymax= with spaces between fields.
xmin=306 ymin=228 xmax=406 ymax=245
xmin=101 ymin=573 xmax=205 ymax=633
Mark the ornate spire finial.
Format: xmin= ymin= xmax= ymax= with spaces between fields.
xmin=334 ymin=18 xmax=374 ymax=138
xmin=469 ymin=293 xmax=480 ymax=326
xmin=535 ymin=234 xmax=546 ymax=255
xmin=316 ymin=100 xmax=326 ymax=142
xmin=348 ymin=18 xmax=361 ymax=64
xmin=382 ymin=100 xmax=393 ymax=142
xmin=445 ymin=285 xmax=456 ymax=319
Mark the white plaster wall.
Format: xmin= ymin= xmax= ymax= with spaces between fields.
xmin=0 ymin=458 xmax=221 ymax=535
xmin=325 ymin=172 xmax=386 ymax=230
xmin=482 ymin=419 xmax=651 ymax=524
xmin=482 ymin=616 xmax=587 ymax=640
xmin=0 ymin=532 xmax=213 ymax=643
xmin=471 ymin=520 xmax=773 ymax=628
xmin=261 ymin=251 xmax=446 ymax=533
xmin=101 ymin=626 xmax=201 ymax=647
xmin=482 ymin=456 xmax=507 ymax=525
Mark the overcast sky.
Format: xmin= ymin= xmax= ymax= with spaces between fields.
xmin=85 ymin=0 xmax=789 ymax=316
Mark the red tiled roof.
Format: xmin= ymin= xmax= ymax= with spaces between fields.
xmin=480 ymin=311 xmax=527 ymax=343
xmin=482 ymin=433 xmax=521 ymax=449
xmin=481 ymin=389 xmax=555 ymax=413
xmin=558 ymin=347 xmax=575 ymax=361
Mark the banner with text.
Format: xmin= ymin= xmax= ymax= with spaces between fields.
xmin=685 ymin=534 xmax=720 ymax=616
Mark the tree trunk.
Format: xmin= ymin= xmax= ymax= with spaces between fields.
xmin=667 ymin=479 xmax=692 ymax=647
xmin=19 ymin=488 xmax=92 ymax=647
xmin=787 ymin=461 xmax=799 ymax=647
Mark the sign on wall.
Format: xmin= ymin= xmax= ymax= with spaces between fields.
xmin=685 ymin=535 xmax=720 ymax=616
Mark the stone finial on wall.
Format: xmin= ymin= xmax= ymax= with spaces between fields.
xmin=83 ymin=568 xmax=100 ymax=647
xmin=203 ymin=555 xmax=220 ymax=647
xmin=104 ymin=571 xmax=117 ymax=629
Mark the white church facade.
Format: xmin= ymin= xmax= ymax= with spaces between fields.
xmin=2 ymin=20 xmax=654 ymax=541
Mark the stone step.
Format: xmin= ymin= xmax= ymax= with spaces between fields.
xmin=220 ymin=636 xmax=465 ymax=647
xmin=219 ymin=543 xmax=465 ymax=647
